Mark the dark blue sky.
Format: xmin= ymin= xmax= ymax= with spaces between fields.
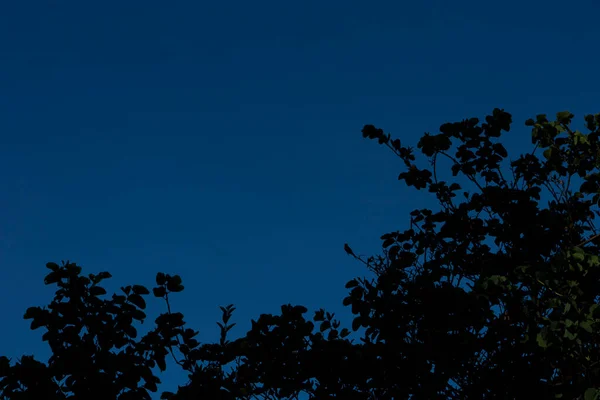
xmin=1 ymin=0 xmax=599 ymax=396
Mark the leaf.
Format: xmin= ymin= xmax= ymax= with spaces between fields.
xmin=170 ymin=284 xmax=184 ymax=293
xmin=64 ymin=262 xmax=81 ymax=273
xmin=23 ymin=307 xmax=40 ymax=320
xmin=30 ymin=318 xmax=45 ymax=330
xmin=574 ymin=131 xmax=589 ymax=145
xmin=44 ymin=272 xmax=61 ymax=285
xmin=132 ymin=285 xmax=150 ymax=295
xmin=153 ymin=287 xmax=166 ymax=298
xmin=327 ymin=329 xmax=339 ymax=340
xmin=156 ymin=272 xmax=166 ymax=285
xmin=580 ymin=321 xmax=593 ymax=333
xmin=156 ymin=357 xmax=166 ymax=372
xmin=144 ymin=380 xmax=158 ymax=393
xmin=128 ymin=293 xmax=146 ymax=309
xmin=564 ymin=329 xmax=577 ymax=340
xmin=89 ymin=286 xmax=106 ymax=296
xmin=46 ymin=262 xmax=60 ymax=271
xmin=565 ymin=319 xmax=573 ymax=328
xmin=293 ymin=305 xmax=308 ymax=314
xmin=382 ymin=238 xmax=394 ymax=248
xmin=556 ymin=111 xmax=574 ymax=124
xmin=97 ymin=271 xmax=112 ymax=279
xmin=42 ymin=331 xmax=55 ymax=342
xmin=492 ymin=143 xmax=508 ymax=158
xmin=314 ymin=309 xmax=325 ymax=322
xmin=345 ymin=279 xmax=359 ymax=289
xmin=585 ymin=388 xmax=599 ymax=400
xmin=131 ymin=309 xmax=147 ymax=321
xmin=166 ymin=275 xmax=183 ymax=292
xmin=536 ymin=333 xmax=548 ymax=348
xmin=171 ymin=275 xmax=182 ymax=285
xmin=125 ymin=325 xmax=138 ymax=338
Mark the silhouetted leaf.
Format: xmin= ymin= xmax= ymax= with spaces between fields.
xmin=131 ymin=309 xmax=146 ymax=321
xmin=89 ymin=286 xmax=107 ymax=296
xmin=46 ymin=262 xmax=59 ymax=271
xmin=581 ymin=321 xmax=593 ymax=333
xmin=345 ymin=279 xmax=359 ymax=289
xmin=156 ymin=358 xmax=166 ymax=372
xmin=44 ymin=272 xmax=60 ymax=285
xmin=128 ymin=294 xmax=146 ymax=309
xmin=132 ymin=285 xmax=150 ymax=295
xmin=156 ymin=272 xmax=166 ymax=286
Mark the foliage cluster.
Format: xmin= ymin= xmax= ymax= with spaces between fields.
xmin=4 ymin=109 xmax=600 ymax=399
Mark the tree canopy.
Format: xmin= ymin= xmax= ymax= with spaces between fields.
xmin=3 ymin=109 xmax=600 ymax=399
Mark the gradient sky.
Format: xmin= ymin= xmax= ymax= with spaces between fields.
xmin=1 ymin=0 xmax=599 ymax=397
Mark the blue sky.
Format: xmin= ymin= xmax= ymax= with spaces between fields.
xmin=1 ymin=0 xmax=599 ymax=396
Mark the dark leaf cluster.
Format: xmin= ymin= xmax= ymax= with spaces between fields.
xmin=5 ymin=110 xmax=600 ymax=399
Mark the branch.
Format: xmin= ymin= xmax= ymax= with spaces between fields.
xmin=577 ymin=232 xmax=600 ymax=248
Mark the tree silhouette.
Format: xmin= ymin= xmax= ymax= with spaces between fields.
xmin=3 ymin=109 xmax=600 ymax=399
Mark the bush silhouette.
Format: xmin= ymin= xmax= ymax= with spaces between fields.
xmin=4 ymin=109 xmax=600 ymax=399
